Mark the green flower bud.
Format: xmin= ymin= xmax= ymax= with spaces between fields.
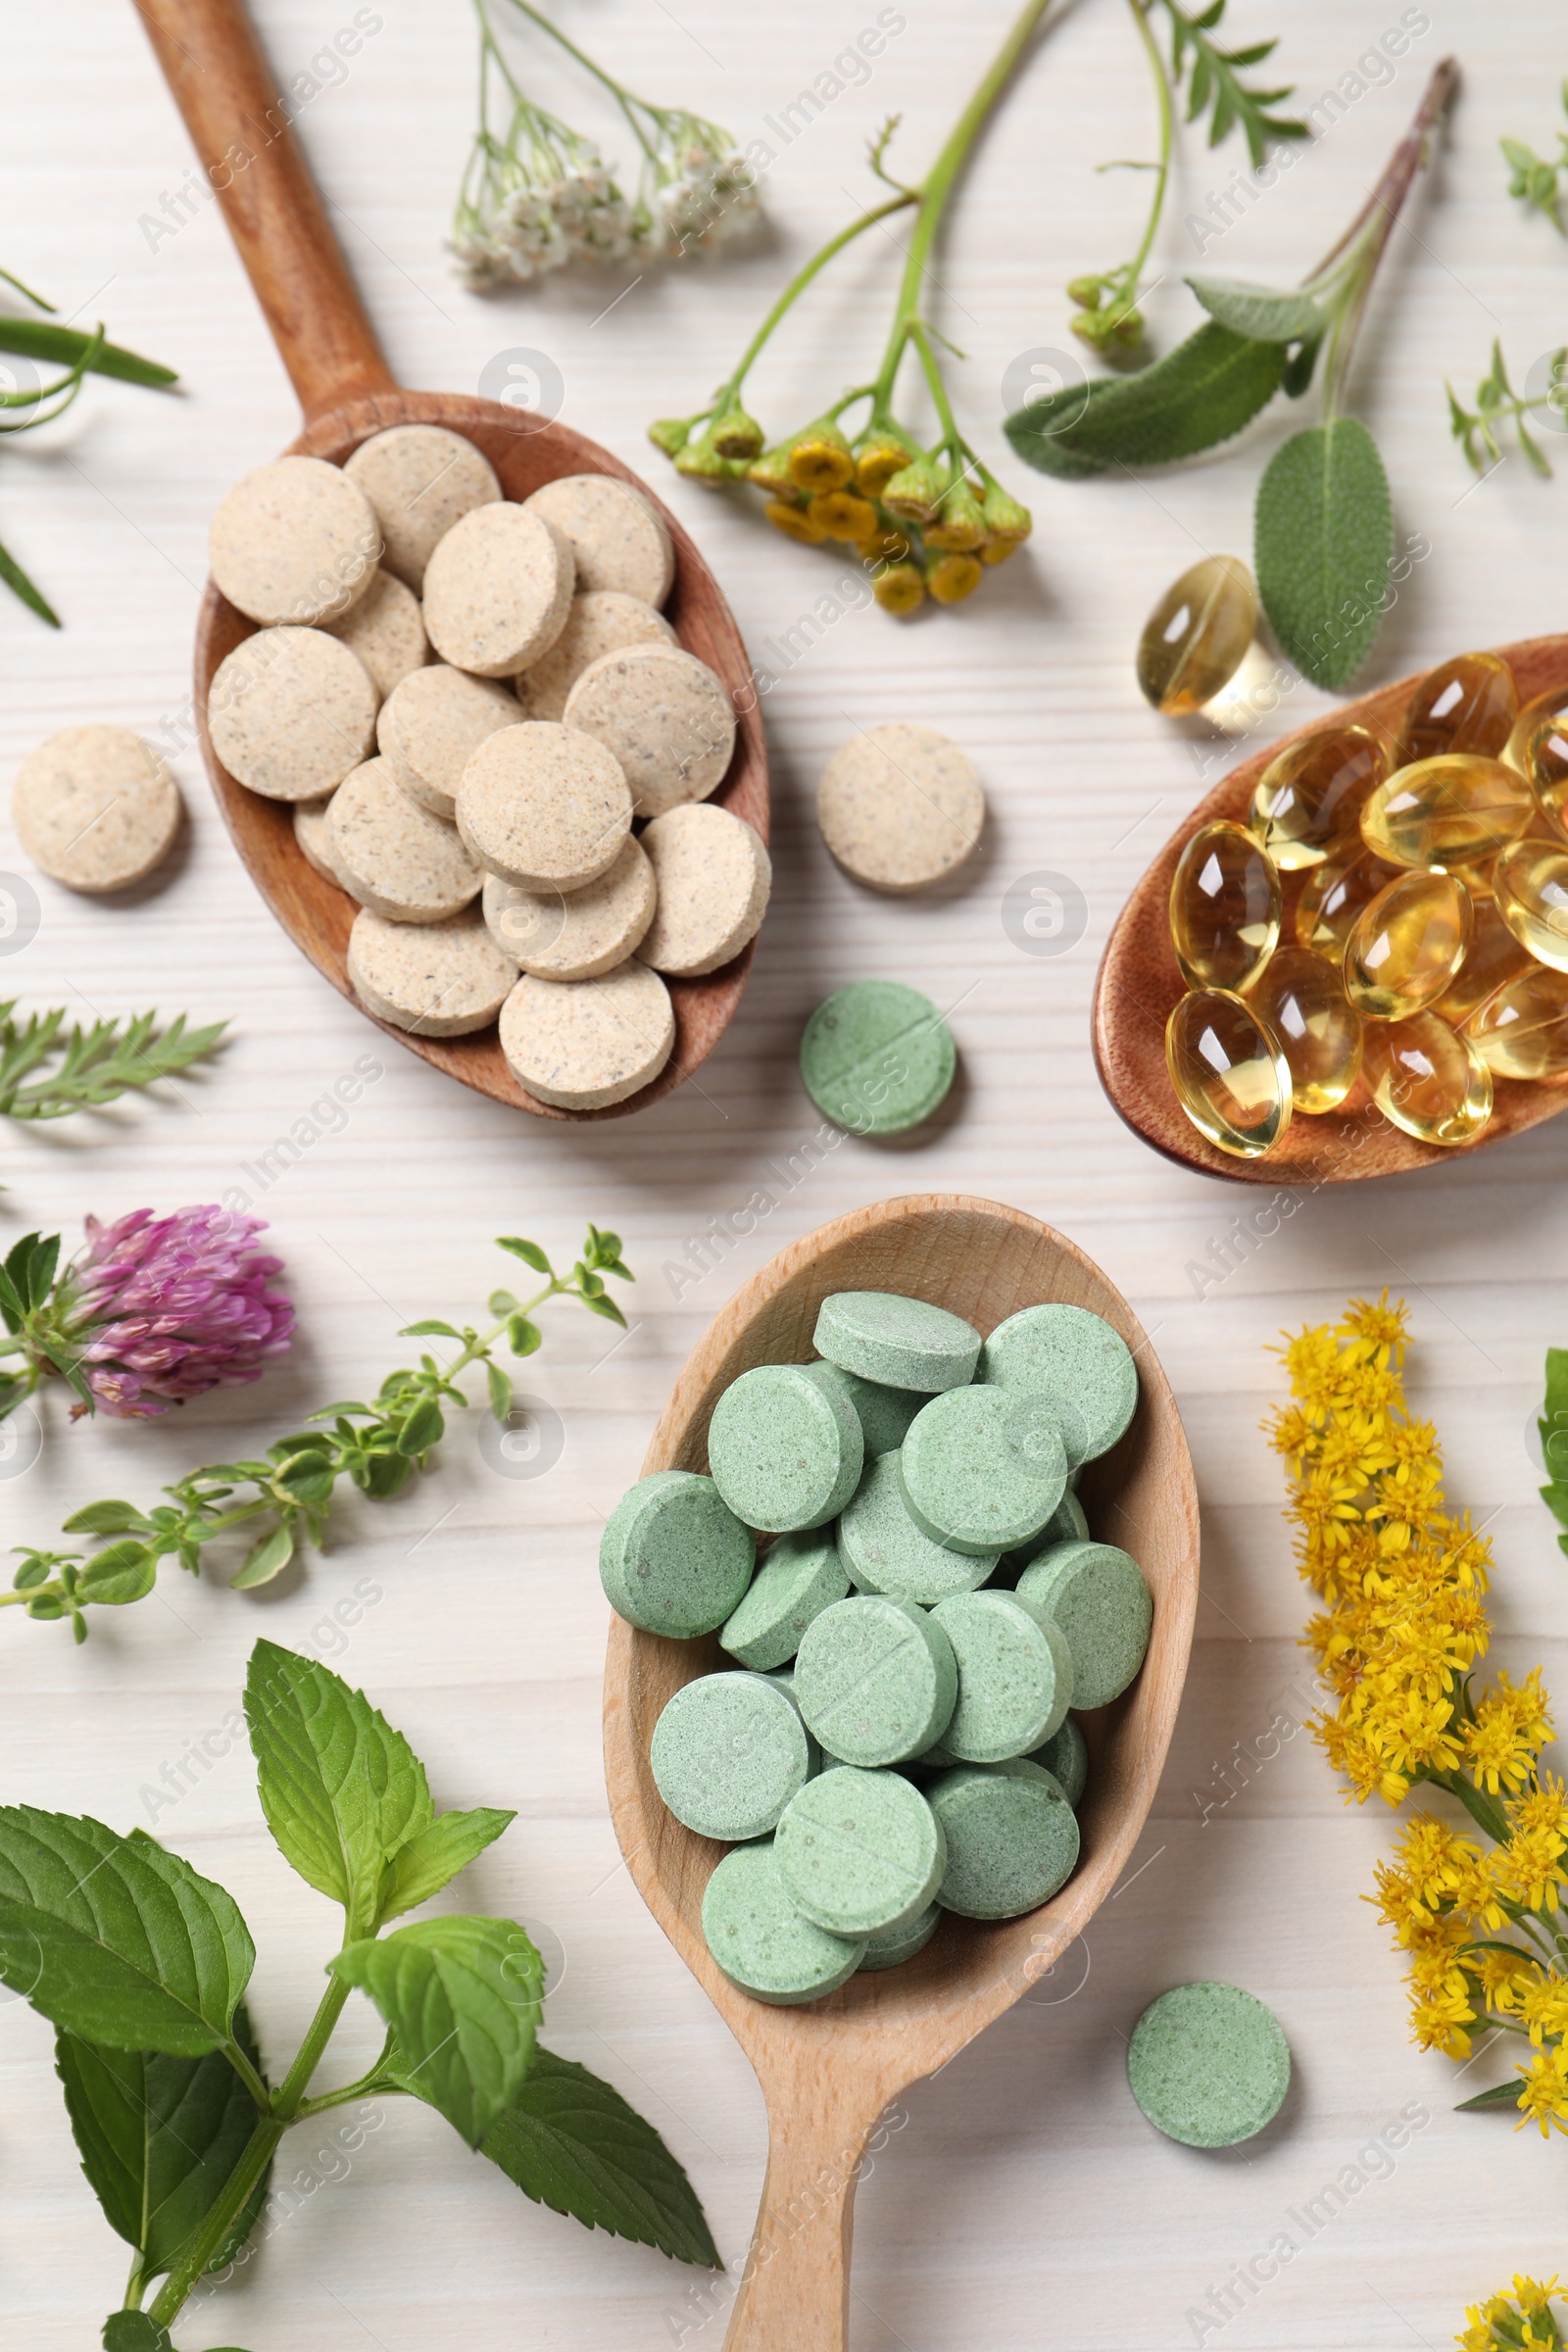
xmin=649 ymin=416 xmax=694 ymax=456
xmin=747 ymin=444 xmax=801 ymax=497
xmin=710 ymin=404 xmax=765 ymax=462
xmin=924 ymin=478 xmax=987 ymax=554
xmin=880 ymin=451 xmax=947 ymax=524
xmin=854 ymin=424 xmax=919 ymax=496
xmin=1066 ymin=275 xmax=1103 ymax=310
xmin=675 ymin=430 xmax=746 ymax=483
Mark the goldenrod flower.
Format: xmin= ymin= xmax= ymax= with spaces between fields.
xmin=1515 ymin=2043 xmax=1568 ymax=2136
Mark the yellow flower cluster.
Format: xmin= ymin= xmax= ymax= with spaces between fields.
xmin=1271 ymin=1296 xmax=1568 ymax=2141
xmin=1459 ymin=2275 xmax=1563 ymax=2350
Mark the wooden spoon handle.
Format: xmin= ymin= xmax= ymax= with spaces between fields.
xmin=132 ymin=0 xmax=396 ymax=418
xmin=721 ymin=2094 xmax=888 ymax=2352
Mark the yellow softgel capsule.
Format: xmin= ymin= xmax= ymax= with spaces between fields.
xmin=1248 ymin=724 xmax=1389 ymax=871
xmin=1395 ymin=650 xmax=1518 ymax=766
xmin=1359 ymin=754 xmax=1534 ymax=873
xmin=1244 ymin=948 xmax=1363 ymax=1112
xmin=1168 ymin=819 xmax=1281 ymax=991
xmin=1165 ymin=988 xmax=1293 ymax=1158
xmin=1343 ymin=870 xmax=1473 ymax=1021
xmin=1432 ymin=894 xmax=1533 ymax=1024
xmin=1464 ymin=964 xmax=1568 ymax=1079
xmin=1294 ymin=843 xmax=1398 ymax=961
xmin=1502 ymin=682 xmax=1568 ymax=775
xmin=1361 ymin=1011 xmax=1494 ymax=1147
xmin=1518 ymin=708 xmax=1568 ymax=841
xmin=1494 ymin=836 xmax=1568 ymax=970
xmin=1137 ymin=557 xmax=1257 ymax=714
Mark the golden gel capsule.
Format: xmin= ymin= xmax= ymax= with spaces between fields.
xmin=1395 ymin=650 xmax=1519 ymax=765
xmin=1361 ymin=1011 xmax=1494 ymax=1147
xmin=1168 ymin=819 xmax=1281 ymax=991
xmin=1244 ymin=947 xmax=1363 ymax=1112
xmin=1432 ymin=894 xmax=1533 ymax=1024
xmin=1343 ymin=870 xmax=1472 ymax=1021
xmin=1494 ymin=836 xmax=1568 ymax=970
xmin=1503 ymin=682 xmax=1568 ymax=775
xmin=1249 ymin=724 xmax=1389 ymax=871
xmin=1465 ymin=964 xmax=1568 ymax=1080
xmin=1138 ymin=557 xmax=1258 ymax=714
xmin=1359 ymin=754 xmax=1534 ymax=872
xmin=1520 ymin=710 xmax=1568 ymax=841
xmin=1295 ymin=843 xmax=1398 ymax=961
xmin=1165 ymin=988 xmax=1293 ymax=1158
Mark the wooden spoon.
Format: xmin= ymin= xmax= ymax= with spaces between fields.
xmin=1095 ymin=632 xmax=1568 ymax=1184
xmin=604 ymin=1194 xmax=1199 ymax=2350
xmin=136 ymin=0 xmax=766 ymax=1122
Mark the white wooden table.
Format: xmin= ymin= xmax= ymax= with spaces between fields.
xmin=5 ymin=1 xmax=1568 ymax=2343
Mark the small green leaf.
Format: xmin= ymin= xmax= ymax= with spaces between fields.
xmin=0 ymin=530 xmax=61 ymax=626
xmin=581 ymin=1293 xmax=627 ymax=1327
xmin=508 ymin=1315 xmax=542 ymax=1357
xmin=398 ymin=1396 xmax=444 ymax=1455
xmin=230 ymin=1523 xmax=294 ymax=1591
xmin=11 ymin=1555 xmax=52 ymax=1590
xmin=488 ymin=1290 xmax=520 ymax=1316
xmin=1005 ymin=321 xmax=1285 ymax=479
xmin=1454 ymin=2078 xmax=1524 ymax=2111
xmin=1254 ymin=418 xmax=1395 ymax=691
xmin=486 ymin=1359 xmax=514 ymax=1422
xmin=400 ymin=1320 xmax=463 ymax=1340
xmin=376 ymin=1807 xmax=515 ymax=1924
xmin=1186 ymin=274 xmax=1326 ymax=345
xmin=498 ymin=1237 xmax=551 ymax=1273
xmin=102 ymin=2316 xmax=173 ymax=2352
xmin=1282 ymin=333 xmax=1322 ymax=400
xmin=333 ymin=1915 xmax=542 ymax=2145
xmin=62 ymin=1501 xmax=153 ymax=1537
xmin=76 ymin=1543 xmax=158 ymax=1607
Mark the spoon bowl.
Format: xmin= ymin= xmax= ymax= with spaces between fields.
xmin=604 ymin=1194 xmax=1199 ymax=2350
xmin=1094 ymin=632 xmax=1568 ymax=1182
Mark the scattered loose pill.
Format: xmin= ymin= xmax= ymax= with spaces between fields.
xmin=1017 ymin=1540 xmax=1152 ymax=1710
xmin=651 ymin=1672 xmax=818 ymax=1842
xmin=838 ymin=1451 xmax=997 ymax=1605
xmin=482 ymin=836 xmax=655 ymax=981
xmin=707 ymin=1362 xmax=864 ymax=1533
xmin=813 ymin=1292 xmax=981 ymax=1394
xmin=901 ymin=1386 xmax=1067 ymax=1555
xmin=1030 ymin=1714 xmax=1088 ymax=1807
xmin=775 ymin=1765 xmax=946 ymax=1938
xmin=637 ymin=804 xmax=771 ymax=976
xmin=799 ymin=980 xmax=956 ymax=1135
xmin=1127 ymin=1982 xmax=1291 ymax=2148
xmin=499 ymin=960 xmax=674 ymax=1108
xmin=377 ymin=664 xmax=517 ymax=820
xmin=209 ymin=455 xmax=380 ymax=626
xmin=807 ymin=1360 xmax=927 ymax=1456
xmin=11 ymin=726 xmax=182 ymax=895
xmin=524 ymin=472 xmax=673 ymax=605
xmin=321 ymin=566 xmax=428 ymax=699
xmin=344 ymin=424 xmax=501 ymax=593
xmin=346 ymin=906 xmax=516 ymax=1037
xmin=421 ymin=501 xmax=573 ymax=676
xmin=702 ymin=1838 xmax=865 ymax=2005
xmin=978 ymin=1303 xmax=1139 ymax=1470
xmin=858 ymin=1900 xmax=942 ymax=1971
xmin=564 ymin=644 xmax=736 ymax=818
xmin=719 ymin=1529 xmax=850 ymax=1671
xmin=209 ymin=626 xmax=378 ymax=803
xmin=816 ymin=722 xmax=985 ymax=893
xmin=599 ymin=1469 xmax=755 ymax=1637
xmin=457 ymin=723 xmax=631 ymax=892
xmin=327 ymin=759 xmax=481 ymax=922
xmin=793 ymin=1593 xmax=957 ymax=1767
xmin=929 ymin=1758 xmax=1080 ymax=1919
xmin=292 ymin=796 xmax=342 ymax=885
xmin=931 ymin=1589 xmax=1073 ymax=1761
xmin=514 ymin=589 xmax=675 ymax=722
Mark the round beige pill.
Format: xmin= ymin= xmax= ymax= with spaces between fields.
xmin=523 ymin=474 xmax=673 ymax=606
xmin=11 ymin=726 xmax=182 ymax=895
xmin=817 ymin=722 xmax=986 ymax=892
xmin=348 ymin=906 xmax=515 ymax=1037
xmin=638 ymin=804 xmax=771 ymax=978
xmin=344 ymin=425 xmax=501 ymax=593
xmin=377 ymin=664 xmax=517 ymax=819
xmin=457 ymin=723 xmax=631 ymax=892
xmin=500 ymin=961 xmax=674 ymax=1109
xmin=482 ymin=834 xmax=655 ymax=979
xmin=209 ymin=627 xmax=378 ymax=802
xmin=563 ymin=644 xmax=735 ymax=817
xmin=421 ymin=503 xmax=573 ymax=677
xmin=327 ymin=757 xmax=481 ymax=922
xmin=514 ymin=591 xmax=676 ymax=723
xmin=321 ymin=567 xmax=428 ymax=700
xmin=209 ymin=456 xmax=380 ymax=626
xmin=293 ymin=796 xmax=344 ymax=886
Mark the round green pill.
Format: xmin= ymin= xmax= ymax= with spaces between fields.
xmin=930 ymin=1590 xmax=1073 ymax=1762
xmin=775 ymin=1765 xmax=946 ymax=1937
xmin=702 ymin=1838 xmax=866 ymax=2006
xmin=1029 ymin=1714 xmax=1089 ymax=1808
xmin=599 ymin=1470 xmax=756 ymax=1637
xmin=814 ymin=1291 xmax=980 ymax=1394
xmin=901 ymin=1385 xmax=1067 ymax=1555
xmin=799 ymin=980 xmax=956 ymax=1136
xmin=807 ymin=1359 xmax=927 ymax=1455
xmin=839 ymin=1452 xmax=998 ymax=1605
xmin=650 ymin=1672 xmax=818 ymax=1841
xmin=858 ymin=1899 xmax=942 ymax=1972
xmin=1127 ymin=1983 xmax=1292 ymax=2148
xmin=708 ymin=1362 xmax=864 ymax=1534
xmin=1017 ymin=1540 xmax=1153 ymax=1710
xmin=794 ymin=1593 xmax=957 ymax=1767
xmin=978 ymin=1303 xmax=1139 ymax=1470
xmin=719 ymin=1530 xmax=850 ymax=1671
xmin=929 ymin=1758 xmax=1080 ymax=1920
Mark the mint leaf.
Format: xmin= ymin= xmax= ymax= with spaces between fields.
xmin=57 ymin=2000 xmax=270 ymax=2279
xmin=1005 ymin=322 xmax=1285 ymax=479
xmin=102 ymin=2317 xmax=172 ymax=2352
xmin=1254 ymin=418 xmax=1395 ymax=689
xmin=376 ymin=1808 xmax=515 ymax=1925
xmin=478 ymin=2047 xmax=718 ymax=2266
xmin=0 ymin=1809 xmax=254 ymax=2053
xmin=245 ymin=1642 xmax=433 ymax=1936
xmin=1186 ymin=274 xmax=1326 ymax=345
xmin=332 ymin=1916 xmax=542 ymax=2145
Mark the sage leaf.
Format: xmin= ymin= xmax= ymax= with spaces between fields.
xmin=0 ymin=1809 xmax=254 ymax=2053
xmin=477 ymin=2047 xmax=719 ymax=2266
xmin=1254 ymin=418 xmax=1395 ymax=690
xmin=1005 ymin=322 xmax=1285 ymax=478
xmin=376 ymin=1807 xmax=515 ymax=1925
xmin=1186 ymin=274 xmax=1326 ymax=345
xmin=57 ymin=1999 xmax=270 ymax=2279
xmin=333 ymin=1915 xmax=542 ymax=2145
xmin=245 ymin=1642 xmax=433 ymax=1934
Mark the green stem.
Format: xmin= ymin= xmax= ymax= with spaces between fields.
xmin=1434 ymin=1770 xmax=1512 ymax=1847
xmin=273 ymin=1976 xmax=355 ymax=2122
xmin=717 ymin=196 xmax=916 ymax=405
xmin=492 ymin=0 xmax=660 ymax=161
xmin=295 ymin=2032 xmax=403 ymax=2119
xmin=223 ymin=2039 xmax=272 ymax=2114
xmin=148 ymin=2112 xmax=285 ymax=2327
xmin=908 ymin=321 xmax=964 ymax=456
xmin=1121 ymin=0 xmax=1174 ymax=291
xmin=122 ymin=2250 xmax=147 ymax=2312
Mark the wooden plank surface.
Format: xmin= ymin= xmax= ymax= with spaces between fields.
xmin=4 ymin=0 xmax=1568 ymax=2344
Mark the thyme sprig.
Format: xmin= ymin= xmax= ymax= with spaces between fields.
xmin=1448 ymin=341 xmax=1568 ymax=477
